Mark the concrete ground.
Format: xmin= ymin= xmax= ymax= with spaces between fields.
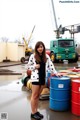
xmin=0 ymin=62 xmax=80 ymax=120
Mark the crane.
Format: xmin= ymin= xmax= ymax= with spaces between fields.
xmin=22 ymin=25 xmax=35 ymax=56
xmin=50 ymin=0 xmax=60 ymax=38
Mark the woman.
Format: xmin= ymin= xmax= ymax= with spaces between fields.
xmin=27 ymin=41 xmax=60 ymax=120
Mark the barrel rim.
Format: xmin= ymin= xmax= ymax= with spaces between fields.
xmin=72 ymin=80 xmax=80 ymax=83
xmin=50 ymin=76 xmax=70 ymax=80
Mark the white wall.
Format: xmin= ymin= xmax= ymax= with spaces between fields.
xmin=0 ymin=42 xmax=25 ymax=62
xmin=0 ymin=43 xmax=6 ymax=61
xmin=7 ymin=43 xmax=18 ymax=61
xmin=18 ymin=44 xmax=25 ymax=61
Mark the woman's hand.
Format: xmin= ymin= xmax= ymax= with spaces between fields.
xmin=55 ymin=73 xmax=63 ymax=77
xmin=35 ymin=64 xmax=40 ymax=69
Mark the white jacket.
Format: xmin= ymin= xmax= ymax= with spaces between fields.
xmin=27 ymin=54 xmax=57 ymax=82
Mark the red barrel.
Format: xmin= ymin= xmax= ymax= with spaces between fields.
xmin=71 ymin=80 xmax=80 ymax=116
xmin=46 ymin=50 xmax=50 ymax=56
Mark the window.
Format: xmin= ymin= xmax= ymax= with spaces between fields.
xmin=53 ymin=41 xmax=57 ymax=47
xmin=58 ymin=40 xmax=74 ymax=47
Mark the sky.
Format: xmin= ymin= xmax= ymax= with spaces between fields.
xmin=0 ymin=0 xmax=80 ymax=48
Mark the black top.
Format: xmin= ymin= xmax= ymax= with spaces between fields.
xmin=38 ymin=55 xmax=45 ymax=84
xmin=32 ymin=55 xmax=46 ymax=85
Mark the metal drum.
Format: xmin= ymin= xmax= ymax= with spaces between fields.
xmin=46 ymin=71 xmax=51 ymax=87
xmin=21 ymin=76 xmax=32 ymax=90
xmin=27 ymin=79 xmax=32 ymax=90
xmin=71 ymin=80 xmax=80 ymax=116
xmin=46 ymin=50 xmax=50 ymax=56
xmin=49 ymin=76 xmax=71 ymax=111
xmin=67 ymin=74 xmax=79 ymax=81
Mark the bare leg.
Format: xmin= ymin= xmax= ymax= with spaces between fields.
xmin=39 ymin=85 xmax=45 ymax=95
xmin=35 ymin=85 xmax=45 ymax=112
xmin=31 ymin=85 xmax=40 ymax=114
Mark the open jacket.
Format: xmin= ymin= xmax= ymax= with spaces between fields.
xmin=27 ymin=54 xmax=57 ymax=82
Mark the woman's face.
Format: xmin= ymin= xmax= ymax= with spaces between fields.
xmin=37 ymin=44 xmax=44 ymax=54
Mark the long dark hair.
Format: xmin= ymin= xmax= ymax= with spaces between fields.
xmin=34 ymin=41 xmax=47 ymax=63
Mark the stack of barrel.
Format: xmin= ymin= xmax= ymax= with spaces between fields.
xmin=47 ymin=70 xmax=80 ymax=116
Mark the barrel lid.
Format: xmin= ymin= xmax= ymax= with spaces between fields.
xmin=67 ymin=75 xmax=79 ymax=78
xmin=58 ymin=70 xmax=71 ymax=73
xmin=51 ymin=76 xmax=70 ymax=80
xmin=72 ymin=80 xmax=80 ymax=83
xmin=77 ymin=73 xmax=80 ymax=77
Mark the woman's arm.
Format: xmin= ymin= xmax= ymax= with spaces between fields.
xmin=27 ymin=54 xmax=36 ymax=70
xmin=46 ymin=54 xmax=57 ymax=75
xmin=46 ymin=54 xmax=62 ymax=77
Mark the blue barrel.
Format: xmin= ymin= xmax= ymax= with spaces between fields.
xmin=49 ymin=76 xmax=71 ymax=111
xmin=46 ymin=71 xmax=51 ymax=87
xmin=46 ymin=71 xmax=51 ymax=78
